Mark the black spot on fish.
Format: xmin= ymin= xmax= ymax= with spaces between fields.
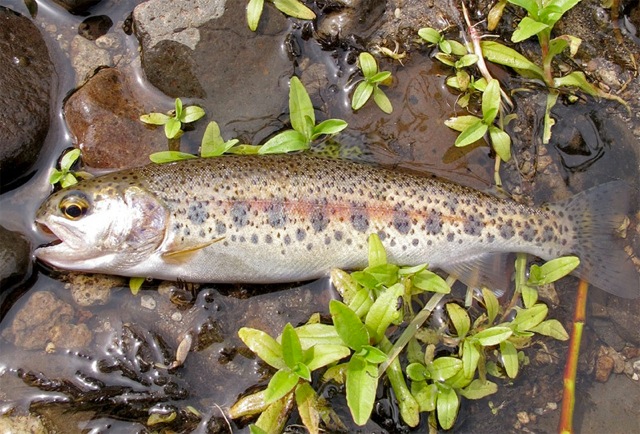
xmin=296 ymin=228 xmax=306 ymax=241
xmin=306 ymin=243 xmax=313 ymax=251
xmin=463 ymin=215 xmax=483 ymax=236
xmin=425 ymin=213 xmax=443 ymax=235
xmin=267 ymin=202 xmax=287 ymax=228
xmin=350 ymin=207 xmax=369 ymax=232
xmin=231 ymin=202 xmax=250 ymax=228
xmin=215 ymin=220 xmax=226 ymax=235
xmin=334 ymin=231 xmax=343 ymax=241
xmin=284 ymin=234 xmax=292 ymax=245
xmin=239 ymin=236 xmax=246 ymax=243
xmin=187 ymin=202 xmax=208 ymax=225
xmin=251 ymin=234 xmax=258 ymax=244
xmin=184 ymin=227 xmax=191 ymax=236
xmin=393 ymin=210 xmax=412 ymax=235
xmin=377 ymin=230 xmax=387 ymax=241
xmin=265 ymin=234 xmax=273 ymax=244
xmin=500 ymin=225 xmax=515 ymax=240
xmin=487 ymin=234 xmax=495 ymax=243
xmin=324 ymin=235 xmax=331 ymax=245
xmin=447 ymin=232 xmax=454 ymax=242
xmin=542 ymin=225 xmax=555 ymax=242
xmin=310 ymin=209 xmax=329 ymax=233
xmin=412 ymin=238 xmax=419 ymax=246
xmin=199 ymin=230 xmax=205 ymax=238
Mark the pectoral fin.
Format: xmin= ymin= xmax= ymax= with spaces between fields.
xmin=161 ymin=237 xmax=225 ymax=263
xmin=440 ymin=252 xmax=515 ymax=296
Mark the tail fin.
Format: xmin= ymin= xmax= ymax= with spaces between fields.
xmin=551 ymin=181 xmax=639 ymax=298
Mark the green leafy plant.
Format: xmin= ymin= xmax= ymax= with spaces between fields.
xmin=246 ymin=0 xmax=315 ymax=31
xmin=140 ymin=98 xmax=205 ymax=139
xmin=351 ymin=52 xmax=394 ymax=114
xmin=233 ymin=232 xmax=576 ymax=431
xmin=49 ymin=149 xmax=91 ymax=188
xmin=258 ymin=76 xmax=348 ymax=154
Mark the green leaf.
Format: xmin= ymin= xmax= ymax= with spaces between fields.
xmin=412 ymin=269 xmax=451 ymax=293
xmin=311 ymin=119 xmax=348 ymax=139
xmin=500 ymin=340 xmax=519 ymax=378
xmin=358 ymin=52 xmax=378 ymax=77
xmin=255 ymin=391 xmax=294 ymax=433
xmin=459 ymin=379 xmax=498 ymax=400
xmin=368 ymin=71 xmax=391 ymax=84
xmin=365 ymin=283 xmax=404 ymax=342
xmin=346 ymin=356 xmax=378 ymax=426
xmin=462 ymin=339 xmax=480 ymax=379
xmin=372 ymin=87 xmax=393 ymax=114
xmin=436 ymin=386 xmax=459 ymax=430
xmin=238 ymin=327 xmax=286 ymax=370
xmin=174 ymin=98 xmax=183 ymax=119
xmin=140 ymin=112 xmax=170 ymax=125
xmin=60 ymin=149 xmax=81 ymax=171
xmin=455 ymin=54 xmax=478 ymax=68
xmin=528 ymin=256 xmax=580 ymax=285
xmin=181 ymin=105 xmax=205 ymax=123
xmin=473 ymin=326 xmax=513 ymax=347
xmin=511 ymin=304 xmax=548 ymax=332
xmin=330 ymin=300 xmax=369 ymax=351
xmin=348 ymin=288 xmax=374 ymax=318
xmin=406 ymin=362 xmax=429 ymax=381
xmin=548 ymin=35 xmax=581 ymax=59
xmin=360 ymin=345 xmax=388 ymax=364
xmin=446 ymin=303 xmax=471 ymax=338
xmin=482 ymin=79 xmax=501 ymax=124
xmin=246 ymin=0 xmax=264 ymax=31
xmin=428 ymin=357 xmax=463 ymax=381
xmin=543 ymin=91 xmax=559 ymax=145
xmin=435 ymin=52 xmax=456 ymax=66
xmin=129 ymin=276 xmax=145 ymax=295
xmin=281 ymin=323 xmax=303 ymax=369
xmin=512 ymin=17 xmax=549 ymax=42
xmin=481 ymin=40 xmax=544 ymax=79
xmin=506 ymin=0 xmax=539 ymax=16
xmin=293 ymin=362 xmax=311 ymax=382
xmin=60 ymin=173 xmax=78 ymax=188
xmin=418 ymin=27 xmax=442 ymax=45
xmin=411 ymin=380 xmax=438 ymax=412
xmin=264 ymin=369 xmax=299 ymax=404
xmin=272 ymin=0 xmax=316 ymax=20
xmin=227 ymin=144 xmax=262 ymax=154
xmin=489 ymin=126 xmax=511 ymax=161
xmin=444 ymin=115 xmax=482 ymax=132
xmin=364 ymin=264 xmax=399 ymax=287
xmin=455 ymin=119 xmax=488 ymax=147
xmin=250 ymin=425 xmax=268 ymax=434
xmin=201 ymin=121 xmax=237 ymax=157
xmin=295 ymin=382 xmax=319 ymax=434
xmin=529 ymin=319 xmax=569 ymax=340
xmin=449 ymin=40 xmax=468 ymax=56
xmin=305 ymin=344 xmax=352 ymax=371
xmin=164 ymin=117 xmax=182 ymax=139
xmin=289 ymin=76 xmax=315 ymax=138
xmin=439 ymin=39 xmax=452 ymax=55
xmin=259 ymin=130 xmax=309 ymax=154
xmin=367 ymin=233 xmax=387 ymax=268
xmin=295 ymin=324 xmax=343 ymax=349
xmin=49 ymin=169 xmax=63 ymax=185
xmin=149 ymin=151 xmax=197 ymax=164
xmin=482 ymin=288 xmax=500 ymax=325
xmin=352 ymin=81 xmax=374 ymax=111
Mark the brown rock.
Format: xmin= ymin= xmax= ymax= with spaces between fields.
xmin=595 ymin=346 xmax=615 ymax=382
xmin=63 ymin=67 xmax=169 ymax=169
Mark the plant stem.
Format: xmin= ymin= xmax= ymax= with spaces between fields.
xmin=379 ymin=337 xmax=420 ymax=427
xmin=538 ymin=29 xmax=553 ymax=86
xmin=558 ymin=279 xmax=588 ymax=434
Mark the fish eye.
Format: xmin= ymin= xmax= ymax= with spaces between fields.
xmin=59 ymin=193 xmax=90 ymax=220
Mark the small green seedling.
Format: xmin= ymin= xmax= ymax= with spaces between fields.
xmin=247 ymin=0 xmax=315 ymax=31
xmin=258 ymin=76 xmax=348 ymax=154
xmin=351 ymin=52 xmax=394 ymax=114
xmin=49 ymin=149 xmax=91 ymax=188
xmin=140 ymin=98 xmax=205 ymax=139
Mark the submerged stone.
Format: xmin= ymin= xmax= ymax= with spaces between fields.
xmin=0 ymin=7 xmax=53 ymax=191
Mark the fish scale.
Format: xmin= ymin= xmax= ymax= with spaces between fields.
xmin=34 ymin=154 xmax=639 ymax=298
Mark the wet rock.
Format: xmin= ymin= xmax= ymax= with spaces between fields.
xmin=64 ymin=273 xmax=124 ymax=306
xmin=2 ymin=291 xmax=92 ymax=350
xmin=317 ymin=0 xmax=386 ymax=42
xmin=78 ymin=15 xmax=113 ymax=41
xmin=0 ymin=414 xmax=47 ymax=434
xmin=63 ymin=67 xmax=170 ymax=169
xmin=0 ymin=224 xmax=31 ymax=289
xmin=0 ymin=7 xmax=53 ymax=190
xmin=134 ymin=0 xmax=293 ymax=144
xmin=604 ymin=296 xmax=640 ymax=346
xmin=70 ymin=35 xmax=113 ymax=84
xmin=51 ymin=0 xmax=101 ymax=14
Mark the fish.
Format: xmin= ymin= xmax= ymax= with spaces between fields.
xmin=34 ymin=154 xmax=639 ymax=298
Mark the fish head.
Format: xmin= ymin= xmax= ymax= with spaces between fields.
xmin=35 ymin=180 xmax=168 ymax=274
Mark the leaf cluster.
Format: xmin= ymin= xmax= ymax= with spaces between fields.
xmin=140 ymin=98 xmax=205 ymax=139
xmin=351 ymin=52 xmax=394 ymax=114
xmin=49 ymin=148 xmax=85 ymax=188
xmin=247 ymin=0 xmax=315 ymax=32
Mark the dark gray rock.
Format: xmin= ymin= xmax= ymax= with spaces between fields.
xmin=51 ymin=0 xmax=101 ymax=14
xmin=0 ymin=224 xmax=30 ymax=289
xmin=317 ymin=0 xmax=386 ymax=42
xmin=134 ymin=0 xmax=293 ymax=144
xmin=0 ymin=7 xmax=53 ymax=190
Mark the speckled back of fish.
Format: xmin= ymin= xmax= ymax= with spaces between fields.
xmin=35 ymin=154 xmax=639 ymax=298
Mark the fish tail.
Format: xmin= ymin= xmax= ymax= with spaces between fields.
xmin=551 ymin=181 xmax=639 ymax=298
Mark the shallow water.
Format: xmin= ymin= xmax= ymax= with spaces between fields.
xmin=1 ymin=0 xmax=639 ymax=433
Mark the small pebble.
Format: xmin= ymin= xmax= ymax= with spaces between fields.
xmin=141 ymin=295 xmax=157 ymax=310
xmin=171 ymin=312 xmax=182 ymax=322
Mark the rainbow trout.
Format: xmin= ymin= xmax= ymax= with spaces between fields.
xmin=34 ymin=154 xmax=638 ymax=298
